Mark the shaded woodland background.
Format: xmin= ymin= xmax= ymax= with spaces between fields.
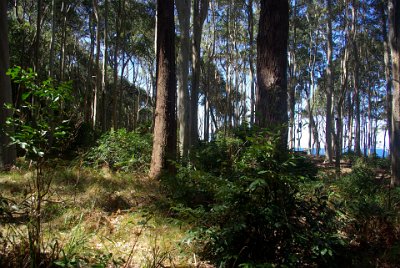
xmin=1 ymin=0 xmax=400 ymax=267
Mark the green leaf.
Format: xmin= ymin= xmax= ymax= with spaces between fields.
xmin=21 ymin=92 xmax=32 ymax=100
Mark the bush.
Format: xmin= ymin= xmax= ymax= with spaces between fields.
xmin=190 ymin=134 xmax=244 ymax=176
xmin=85 ymin=129 xmax=152 ymax=172
xmin=164 ymin=129 xmax=343 ymax=267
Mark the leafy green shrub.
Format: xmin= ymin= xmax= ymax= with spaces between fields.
xmin=166 ymin=129 xmax=343 ymax=267
xmin=6 ymin=66 xmax=72 ymax=159
xmin=85 ymin=129 xmax=152 ymax=172
xmin=190 ymin=134 xmax=244 ymax=176
xmin=4 ymin=67 xmax=72 ymax=267
xmin=198 ymin=134 xmax=342 ymax=266
xmin=335 ymin=159 xmax=400 ymax=265
xmin=342 ymin=150 xmax=358 ymax=165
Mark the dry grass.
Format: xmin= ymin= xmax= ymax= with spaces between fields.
xmin=0 ymin=160 xmax=205 ymax=267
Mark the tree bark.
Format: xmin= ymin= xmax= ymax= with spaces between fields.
xmin=176 ymin=0 xmax=191 ymax=158
xmin=93 ymin=0 xmax=101 ymax=129
xmin=190 ymin=0 xmax=208 ymax=147
xmin=288 ymin=0 xmax=298 ymax=150
xmin=101 ymin=0 xmax=109 ymax=131
xmin=48 ymin=0 xmax=56 ymax=78
xmin=380 ymin=0 xmax=393 ymax=160
xmin=149 ymin=0 xmax=177 ymax=179
xmin=351 ymin=0 xmax=361 ymax=156
xmin=34 ymin=0 xmax=42 ymax=72
xmin=86 ymin=7 xmax=95 ymax=124
xmin=247 ymin=0 xmax=256 ymax=126
xmin=389 ymin=0 xmax=400 ymax=186
xmin=325 ymin=0 xmax=334 ymax=163
xmin=0 ymin=0 xmax=17 ymax=169
xmin=256 ymin=0 xmax=289 ymax=151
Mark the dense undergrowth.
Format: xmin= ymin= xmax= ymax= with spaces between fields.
xmin=1 ymin=127 xmax=400 ymax=267
xmin=161 ymin=128 xmax=400 ymax=267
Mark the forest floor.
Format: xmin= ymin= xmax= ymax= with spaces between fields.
xmin=0 ymin=156 xmax=397 ymax=267
xmin=0 ymin=159 xmax=213 ymax=267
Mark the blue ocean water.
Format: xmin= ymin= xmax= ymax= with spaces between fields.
xmin=293 ymin=148 xmax=390 ymax=158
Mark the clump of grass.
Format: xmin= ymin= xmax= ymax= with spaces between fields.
xmin=1 ymin=161 xmax=199 ymax=267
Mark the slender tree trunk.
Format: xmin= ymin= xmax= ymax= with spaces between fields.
xmin=312 ymin=115 xmax=320 ymax=156
xmin=383 ymin=127 xmax=387 ymax=158
xmin=346 ymin=92 xmax=353 ymax=151
xmin=49 ymin=0 xmax=56 ymax=78
xmin=325 ymin=0 xmax=334 ymax=163
xmin=351 ymin=1 xmax=361 ymax=156
xmin=288 ymin=0 xmax=297 ymax=150
xmin=101 ymin=0 xmax=109 ymax=131
xmin=190 ymin=0 xmax=208 ymax=147
xmin=112 ymin=0 xmax=123 ymax=130
xmin=60 ymin=1 xmax=69 ymax=81
xmin=204 ymin=91 xmax=209 ymax=141
xmin=34 ymin=0 xmax=42 ymax=72
xmin=335 ymin=10 xmax=350 ymax=176
xmin=247 ymin=0 xmax=256 ymax=126
xmin=176 ymin=0 xmax=191 ymax=158
xmin=0 ymin=0 xmax=17 ymax=169
xmin=149 ymin=0 xmax=177 ymax=179
xmin=368 ymin=84 xmax=373 ymax=156
xmin=92 ymin=0 xmax=101 ymax=129
xmin=86 ymin=9 xmax=95 ymax=124
xmin=381 ymin=0 xmax=393 ymax=159
xmin=256 ymin=0 xmax=289 ymax=151
xmin=389 ymin=0 xmax=400 ymax=186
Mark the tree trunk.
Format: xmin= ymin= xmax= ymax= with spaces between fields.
xmin=0 ymin=0 xmax=16 ymax=169
xmin=112 ymin=0 xmax=123 ymax=130
xmin=247 ymin=0 xmax=256 ymax=126
xmin=381 ymin=0 xmax=392 ymax=159
xmin=34 ymin=0 xmax=42 ymax=72
xmin=176 ymin=0 xmax=191 ymax=158
xmin=256 ymin=0 xmax=289 ymax=151
xmin=48 ymin=0 xmax=56 ymax=78
xmin=352 ymin=0 xmax=361 ymax=156
xmin=190 ymin=0 xmax=208 ymax=147
xmin=60 ymin=1 xmax=69 ymax=81
xmin=101 ymin=0 xmax=109 ymax=131
xmin=389 ymin=0 xmax=400 ymax=186
xmin=93 ymin=0 xmax=101 ymax=129
xmin=149 ymin=0 xmax=177 ymax=179
xmin=288 ymin=0 xmax=297 ymax=150
xmin=204 ymin=91 xmax=209 ymax=141
xmin=325 ymin=0 xmax=334 ymax=163
xmin=86 ymin=8 xmax=95 ymax=124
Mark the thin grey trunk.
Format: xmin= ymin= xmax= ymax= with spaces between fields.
xmin=325 ymin=0 xmax=334 ymax=163
xmin=380 ymin=0 xmax=392 ymax=159
xmin=101 ymin=0 xmax=109 ymax=131
xmin=389 ymin=0 xmax=400 ymax=186
xmin=49 ymin=0 xmax=56 ymax=78
xmin=190 ymin=0 xmax=208 ymax=147
xmin=288 ymin=0 xmax=297 ymax=149
xmin=352 ymin=1 xmax=361 ymax=156
xmin=34 ymin=0 xmax=42 ymax=71
xmin=93 ymin=0 xmax=101 ymax=129
xmin=86 ymin=8 xmax=95 ymax=124
xmin=247 ymin=0 xmax=255 ymax=126
xmin=176 ymin=0 xmax=191 ymax=158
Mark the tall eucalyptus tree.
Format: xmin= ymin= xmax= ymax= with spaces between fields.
xmin=389 ymin=0 xmax=400 ymax=186
xmin=256 ymin=0 xmax=289 ymax=151
xmin=0 ymin=0 xmax=16 ymax=169
xmin=150 ymin=0 xmax=177 ymax=179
